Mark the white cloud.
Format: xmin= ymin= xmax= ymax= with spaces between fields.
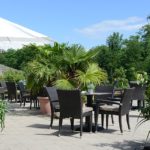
xmin=75 ymin=17 xmax=146 ymax=39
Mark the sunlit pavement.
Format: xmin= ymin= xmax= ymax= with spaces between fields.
xmin=0 ymin=102 xmax=149 ymax=150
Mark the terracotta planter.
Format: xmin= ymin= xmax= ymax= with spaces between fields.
xmin=38 ymin=97 xmax=51 ymax=115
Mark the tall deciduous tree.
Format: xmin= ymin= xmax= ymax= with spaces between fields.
xmin=123 ymin=35 xmax=144 ymax=79
xmin=106 ymin=32 xmax=124 ymax=81
xmin=0 ymin=44 xmax=40 ymax=70
xmin=139 ymin=23 xmax=150 ymax=73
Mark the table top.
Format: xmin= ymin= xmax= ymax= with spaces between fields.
xmin=81 ymin=91 xmax=112 ymax=96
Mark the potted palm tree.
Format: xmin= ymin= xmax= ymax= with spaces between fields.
xmin=53 ymin=43 xmax=107 ymax=90
xmin=25 ymin=43 xmax=107 ymax=114
xmin=25 ymin=59 xmax=54 ymax=115
xmin=24 ymin=45 xmax=57 ymax=115
xmin=24 ymin=43 xmax=69 ymax=114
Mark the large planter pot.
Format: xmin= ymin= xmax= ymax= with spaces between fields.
xmin=38 ymin=97 xmax=51 ymax=115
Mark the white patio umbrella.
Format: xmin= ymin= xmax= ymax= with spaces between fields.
xmin=0 ymin=17 xmax=54 ymax=51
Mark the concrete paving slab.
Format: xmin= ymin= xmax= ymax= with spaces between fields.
xmin=0 ymin=102 xmax=149 ymax=150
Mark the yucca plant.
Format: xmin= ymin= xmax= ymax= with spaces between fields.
xmin=0 ymin=100 xmax=7 ymax=131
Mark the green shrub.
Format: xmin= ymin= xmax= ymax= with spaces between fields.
xmin=136 ymin=71 xmax=148 ymax=86
xmin=112 ymin=67 xmax=129 ymax=88
xmin=0 ymin=100 xmax=7 ymax=131
xmin=136 ymin=85 xmax=150 ymax=145
xmin=2 ymin=70 xmax=25 ymax=82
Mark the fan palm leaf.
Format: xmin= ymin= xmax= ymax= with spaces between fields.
xmin=55 ymin=79 xmax=75 ymax=90
xmin=76 ymin=63 xmax=107 ymax=88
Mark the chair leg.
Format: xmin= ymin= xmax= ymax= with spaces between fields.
xmin=50 ymin=112 xmax=54 ymax=128
xmin=90 ymin=112 xmax=92 ymax=133
xmin=20 ymin=97 xmax=23 ymax=106
xmin=23 ymin=97 xmax=26 ymax=106
xmin=70 ymin=118 xmax=74 ymax=131
xmin=34 ymin=98 xmax=38 ymax=108
xmin=101 ymin=114 xmax=104 ymax=128
xmin=126 ymin=114 xmax=130 ymax=130
xmin=58 ymin=118 xmax=63 ymax=137
xmin=131 ymin=100 xmax=133 ymax=108
xmin=106 ymin=114 xmax=109 ymax=129
xmin=143 ymin=100 xmax=145 ymax=108
xmin=30 ymin=98 xmax=32 ymax=109
xmin=37 ymin=99 xmax=39 ymax=108
xmin=138 ymin=100 xmax=142 ymax=109
xmin=111 ymin=115 xmax=114 ymax=124
xmin=142 ymin=99 xmax=145 ymax=108
xmin=80 ymin=118 xmax=83 ymax=137
xmin=119 ymin=115 xmax=123 ymax=133
xmin=94 ymin=108 xmax=99 ymax=132
xmin=15 ymin=95 xmax=17 ymax=103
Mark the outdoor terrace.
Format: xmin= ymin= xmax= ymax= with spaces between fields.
xmin=0 ymin=102 xmax=149 ymax=150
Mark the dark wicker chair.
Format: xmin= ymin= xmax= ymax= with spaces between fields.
xmin=6 ymin=81 xmax=20 ymax=102
xmin=129 ymin=82 xmax=146 ymax=109
xmin=18 ymin=82 xmax=31 ymax=106
xmin=0 ymin=87 xmax=5 ymax=100
xmin=95 ymin=88 xmax=134 ymax=133
xmin=29 ymin=91 xmax=39 ymax=110
xmin=0 ymin=81 xmax=8 ymax=99
xmin=94 ymin=85 xmax=115 ymax=125
xmin=45 ymin=87 xmax=60 ymax=128
xmin=57 ymin=89 xmax=93 ymax=137
xmin=94 ymin=85 xmax=114 ymax=99
xmin=0 ymin=81 xmax=8 ymax=92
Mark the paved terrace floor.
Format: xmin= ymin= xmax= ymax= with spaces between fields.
xmin=0 ymin=102 xmax=150 ymax=150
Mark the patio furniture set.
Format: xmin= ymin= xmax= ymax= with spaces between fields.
xmin=0 ymin=81 xmax=146 ymax=137
xmin=45 ymin=84 xmax=145 ymax=137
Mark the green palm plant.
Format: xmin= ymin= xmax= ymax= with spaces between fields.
xmin=54 ymin=44 xmax=107 ymax=90
xmin=25 ymin=60 xmax=56 ymax=95
xmin=76 ymin=63 xmax=107 ymax=89
xmin=24 ymin=44 xmax=60 ymax=95
xmin=58 ymin=44 xmax=99 ymax=78
xmin=55 ymin=63 xmax=107 ymax=90
xmin=25 ymin=43 xmax=107 ymax=95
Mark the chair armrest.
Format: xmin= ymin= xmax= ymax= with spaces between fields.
xmin=114 ymin=88 xmax=123 ymax=95
xmin=96 ymin=99 xmax=122 ymax=106
xmin=52 ymin=100 xmax=59 ymax=102
xmin=115 ymin=88 xmax=123 ymax=91
xmin=107 ymin=97 xmax=121 ymax=101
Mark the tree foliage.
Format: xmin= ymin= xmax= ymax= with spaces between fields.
xmin=92 ymin=22 xmax=150 ymax=84
xmin=0 ymin=44 xmax=40 ymax=70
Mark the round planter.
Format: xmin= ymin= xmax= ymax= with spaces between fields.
xmin=38 ymin=97 xmax=51 ymax=115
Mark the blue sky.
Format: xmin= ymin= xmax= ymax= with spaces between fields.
xmin=0 ymin=0 xmax=150 ymax=50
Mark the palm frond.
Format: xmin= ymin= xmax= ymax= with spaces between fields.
xmin=55 ymin=79 xmax=75 ymax=90
xmin=76 ymin=63 xmax=107 ymax=87
xmin=135 ymin=118 xmax=148 ymax=131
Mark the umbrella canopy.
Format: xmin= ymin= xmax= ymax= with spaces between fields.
xmin=0 ymin=17 xmax=54 ymax=51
